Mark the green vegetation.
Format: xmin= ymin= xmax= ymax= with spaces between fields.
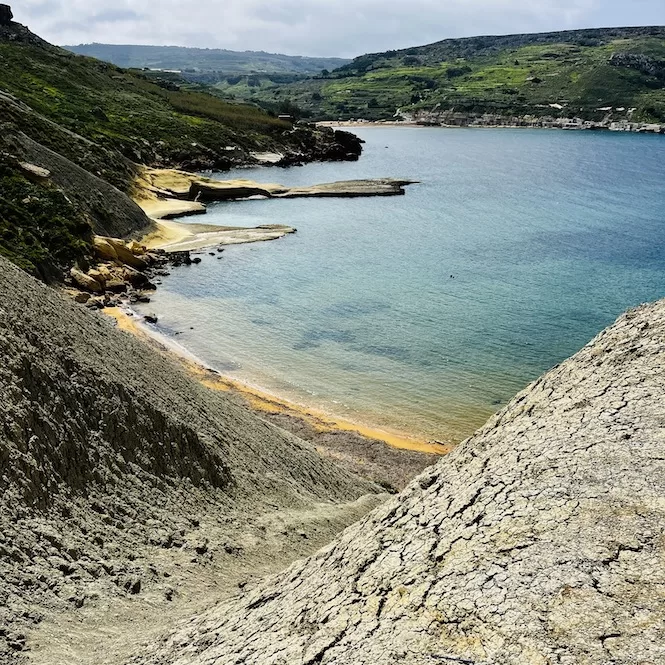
xmin=229 ymin=27 xmax=665 ymax=122
xmin=0 ymin=38 xmax=294 ymax=181
xmin=64 ymin=43 xmax=350 ymax=75
xmin=0 ymin=21 xmax=361 ymax=280
xmin=0 ymin=159 xmax=92 ymax=280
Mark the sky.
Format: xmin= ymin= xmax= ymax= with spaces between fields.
xmin=14 ymin=0 xmax=665 ymax=57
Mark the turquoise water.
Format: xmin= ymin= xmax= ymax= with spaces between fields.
xmin=136 ymin=128 xmax=665 ymax=442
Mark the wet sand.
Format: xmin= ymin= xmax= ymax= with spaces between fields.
xmin=102 ymin=307 xmax=451 ymax=460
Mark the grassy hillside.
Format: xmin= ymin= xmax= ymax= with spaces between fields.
xmin=0 ymin=32 xmax=292 ymax=175
xmin=64 ymin=43 xmax=350 ymax=75
xmin=237 ymin=26 xmax=665 ymax=122
xmin=0 ymin=19 xmax=361 ymax=279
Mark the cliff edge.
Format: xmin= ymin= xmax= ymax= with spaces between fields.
xmin=135 ymin=301 xmax=665 ymax=664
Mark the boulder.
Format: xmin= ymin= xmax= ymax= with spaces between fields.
xmin=0 ymin=5 xmax=13 ymax=25
xmin=18 ymin=161 xmax=50 ymax=182
xmin=122 ymin=266 xmax=151 ymax=288
xmin=94 ymin=237 xmax=149 ymax=271
xmin=70 ymin=268 xmax=102 ymax=293
xmin=105 ymin=279 xmax=127 ymax=293
xmin=107 ymin=238 xmax=149 ymax=271
xmin=127 ymin=241 xmax=146 ymax=256
xmin=96 ymin=264 xmax=114 ymax=282
xmin=93 ymin=238 xmax=119 ymax=263
xmin=87 ymin=269 xmax=106 ymax=287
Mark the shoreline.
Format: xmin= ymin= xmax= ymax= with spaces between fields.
xmin=131 ymin=167 xmax=416 ymax=252
xmin=103 ymin=306 xmax=453 ymax=458
xmin=317 ymin=118 xmax=665 ymax=134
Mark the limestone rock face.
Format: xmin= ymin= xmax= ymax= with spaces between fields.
xmin=0 ymin=4 xmax=12 ymax=25
xmin=139 ymin=302 xmax=665 ymax=664
xmin=70 ymin=267 xmax=102 ymax=292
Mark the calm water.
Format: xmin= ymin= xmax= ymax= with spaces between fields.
xmin=136 ymin=128 xmax=665 ymax=442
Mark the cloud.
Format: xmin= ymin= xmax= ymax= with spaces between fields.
xmin=13 ymin=0 xmax=665 ymax=57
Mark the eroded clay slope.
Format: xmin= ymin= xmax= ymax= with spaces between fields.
xmin=0 ymin=257 xmax=381 ymax=661
xmin=135 ymin=301 xmax=665 ymax=665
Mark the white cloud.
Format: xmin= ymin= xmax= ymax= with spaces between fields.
xmin=13 ymin=0 xmax=665 ymax=57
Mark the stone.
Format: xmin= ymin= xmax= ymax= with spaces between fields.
xmin=0 ymin=5 xmax=13 ymax=26
xmin=121 ymin=266 xmax=150 ymax=288
xmin=93 ymin=237 xmax=119 ymax=262
xmin=70 ymin=268 xmax=102 ymax=293
xmin=106 ymin=238 xmax=149 ymax=271
xmin=105 ymin=279 xmax=127 ymax=293
xmin=87 ymin=269 xmax=106 ymax=287
xmin=127 ymin=241 xmax=146 ymax=256
xmin=73 ymin=292 xmax=91 ymax=304
xmin=17 ymin=161 xmax=49 ymax=181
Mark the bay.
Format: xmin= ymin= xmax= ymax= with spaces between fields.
xmin=135 ymin=127 xmax=665 ymax=442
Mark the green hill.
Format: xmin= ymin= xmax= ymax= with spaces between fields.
xmin=0 ymin=15 xmax=360 ymax=279
xmin=239 ymin=26 xmax=665 ymax=122
xmin=64 ymin=43 xmax=350 ymax=75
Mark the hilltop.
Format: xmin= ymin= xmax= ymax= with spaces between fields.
xmin=236 ymin=26 xmax=665 ymax=123
xmin=63 ymin=43 xmax=350 ymax=75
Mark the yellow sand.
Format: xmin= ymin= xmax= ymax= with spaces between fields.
xmin=103 ymin=308 xmax=451 ymax=456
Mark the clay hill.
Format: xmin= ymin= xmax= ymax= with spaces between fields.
xmin=0 ymin=255 xmax=386 ymax=663
xmin=131 ymin=301 xmax=665 ymax=664
xmin=1 ymin=6 xmax=664 ymax=665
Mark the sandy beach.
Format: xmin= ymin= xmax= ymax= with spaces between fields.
xmin=103 ymin=307 xmax=451 ymax=460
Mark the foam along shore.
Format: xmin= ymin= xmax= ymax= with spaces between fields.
xmin=103 ymin=307 xmax=451 ymax=457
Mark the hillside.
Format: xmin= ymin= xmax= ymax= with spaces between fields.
xmin=0 ymin=254 xmax=384 ymax=663
xmin=134 ymin=298 xmax=665 ymax=664
xmin=239 ymin=26 xmax=665 ymax=123
xmin=0 ymin=9 xmax=361 ymax=279
xmin=64 ymin=43 xmax=350 ymax=75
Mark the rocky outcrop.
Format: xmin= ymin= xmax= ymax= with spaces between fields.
xmin=0 ymin=256 xmax=381 ymax=660
xmin=610 ymin=52 xmax=665 ymax=80
xmin=0 ymin=4 xmax=13 ymax=25
xmin=140 ymin=168 xmax=416 ymax=207
xmin=137 ymin=301 xmax=665 ymax=664
xmin=190 ymin=178 xmax=415 ymax=201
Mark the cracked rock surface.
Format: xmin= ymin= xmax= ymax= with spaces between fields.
xmin=133 ymin=301 xmax=665 ymax=665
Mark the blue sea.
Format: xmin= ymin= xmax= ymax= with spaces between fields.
xmin=136 ymin=127 xmax=665 ymax=442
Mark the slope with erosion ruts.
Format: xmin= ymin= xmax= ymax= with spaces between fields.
xmin=0 ymin=256 xmax=383 ymax=662
xmin=134 ymin=300 xmax=665 ymax=664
